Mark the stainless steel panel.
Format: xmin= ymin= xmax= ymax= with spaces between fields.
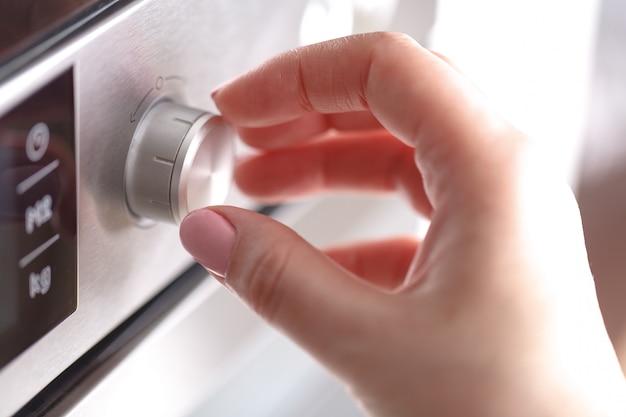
xmin=0 ymin=0 xmax=437 ymax=414
xmin=0 ymin=1 xmax=307 ymax=414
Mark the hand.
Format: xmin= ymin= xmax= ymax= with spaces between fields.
xmin=179 ymin=32 xmax=626 ymax=417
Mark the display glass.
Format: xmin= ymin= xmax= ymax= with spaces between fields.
xmin=0 ymin=69 xmax=77 ymax=369
xmin=0 ymin=0 xmax=125 ymax=79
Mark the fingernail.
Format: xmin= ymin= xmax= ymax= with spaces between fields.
xmin=211 ymin=78 xmax=234 ymax=100
xmin=179 ymin=209 xmax=236 ymax=277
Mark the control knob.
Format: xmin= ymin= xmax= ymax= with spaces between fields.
xmin=125 ymin=100 xmax=235 ymax=225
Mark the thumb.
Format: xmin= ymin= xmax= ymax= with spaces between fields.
xmin=179 ymin=206 xmax=386 ymax=365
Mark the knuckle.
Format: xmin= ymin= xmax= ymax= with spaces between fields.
xmin=374 ymin=31 xmax=419 ymax=51
xmin=292 ymin=49 xmax=316 ymax=113
xmin=238 ymin=243 xmax=293 ymax=324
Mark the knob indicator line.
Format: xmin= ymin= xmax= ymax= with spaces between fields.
xmin=125 ymin=100 xmax=235 ymax=225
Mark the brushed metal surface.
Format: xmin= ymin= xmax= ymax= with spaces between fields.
xmin=0 ymin=0 xmax=307 ymax=414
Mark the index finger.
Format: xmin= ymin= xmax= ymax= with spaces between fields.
xmin=214 ymin=33 xmax=524 ymax=208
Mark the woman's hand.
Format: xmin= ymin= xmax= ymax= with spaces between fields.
xmin=179 ymin=32 xmax=626 ymax=417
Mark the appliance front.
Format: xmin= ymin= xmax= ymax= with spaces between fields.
xmin=0 ymin=1 xmax=428 ymax=415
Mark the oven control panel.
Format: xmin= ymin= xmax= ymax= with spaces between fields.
xmin=0 ymin=0 xmax=320 ymax=413
xmin=0 ymin=69 xmax=77 ymax=369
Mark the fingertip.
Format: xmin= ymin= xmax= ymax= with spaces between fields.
xmin=211 ymin=78 xmax=244 ymax=126
xmin=211 ymin=75 xmax=237 ymax=100
xmin=179 ymin=208 xmax=237 ymax=277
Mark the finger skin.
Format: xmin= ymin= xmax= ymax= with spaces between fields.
xmin=324 ymin=236 xmax=420 ymax=290
xmin=214 ymin=32 xmax=524 ymax=210
xmin=237 ymin=110 xmax=382 ymax=149
xmin=203 ymin=206 xmax=396 ymax=374
xmin=202 ymin=33 xmax=626 ymax=417
xmin=235 ymin=131 xmax=432 ymax=215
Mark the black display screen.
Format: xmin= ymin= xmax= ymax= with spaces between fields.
xmin=0 ymin=69 xmax=77 ymax=369
xmin=0 ymin=0 xmax=128 ymax=80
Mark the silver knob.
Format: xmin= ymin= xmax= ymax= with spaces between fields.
xmin=125 ymin=100 xmax=235 ymax=225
